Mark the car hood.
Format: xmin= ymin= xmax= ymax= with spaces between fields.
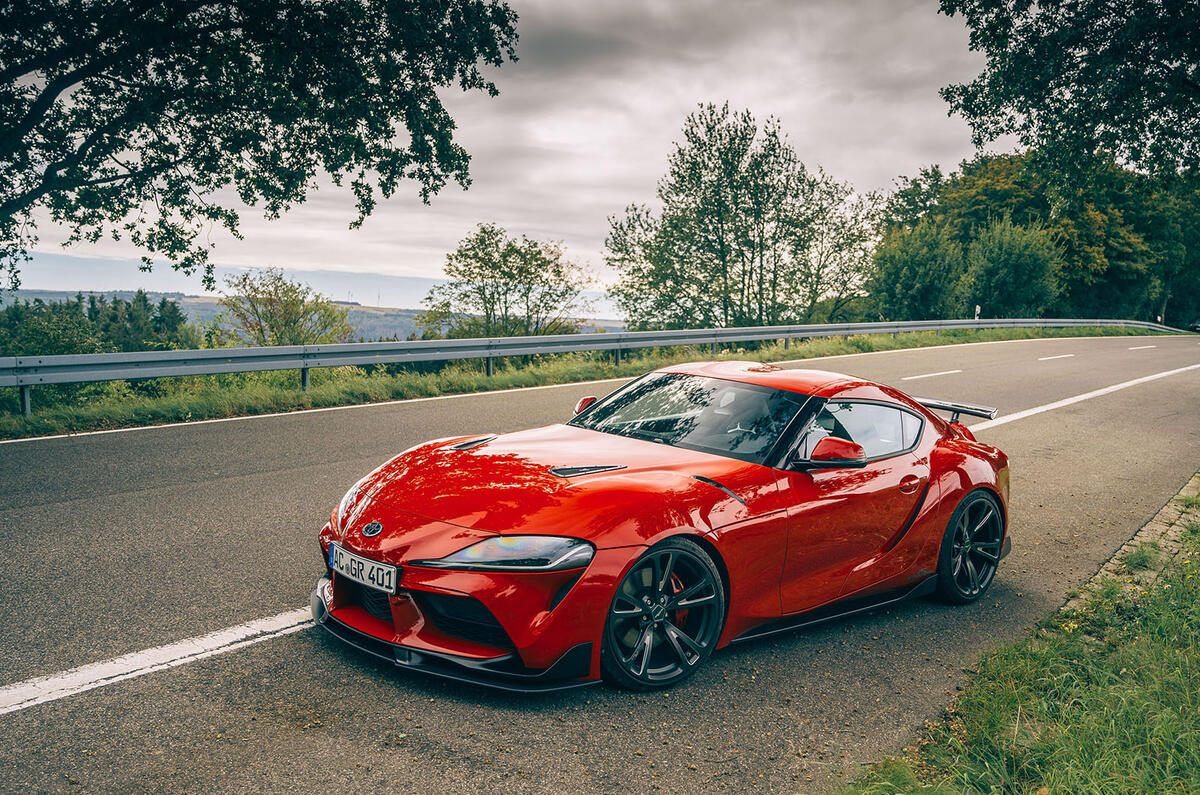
xmin=352 ymin=423 xmax=777 ymax=542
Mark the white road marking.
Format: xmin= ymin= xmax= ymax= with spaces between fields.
xmin=1037 ymin=354 xmax=1075 ymax=361
xmin=1129 ymin=345 xmax=1157 ymax=350
xmin=901 ymin=369 xmax=962 ymax=381
xmin=0 ymin=609 xmax=312 ymax=716
xmin=3 ymin=334 xmax=1177 ymax=446
xmin=2 ymin=355 xmax=1198 ymax=716
xmin=971 ymin=362 xmax=1200 ymax=432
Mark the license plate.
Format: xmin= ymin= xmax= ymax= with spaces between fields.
xmin=329 ymin=543 xmax=398 ymax=594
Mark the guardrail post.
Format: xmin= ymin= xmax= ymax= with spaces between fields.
xmin=19 ymin=385 xmax=31 ymax=417
xmin=300 ymin=367 xmax=310 ymax=391
xmin=783 ymin=337 xmax=789 ymax=350
xmin=485 ymin=357 xmax=494 ymax=377
xmin=614 ymin=348 xmax=622 ymax=365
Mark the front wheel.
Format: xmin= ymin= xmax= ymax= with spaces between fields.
xmin=601 ymin=537 xmax=726 ymax=690
xmin=936 ymin=490 xmax=1005 ymax=604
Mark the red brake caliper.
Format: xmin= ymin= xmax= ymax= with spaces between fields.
xmin=669 ymin=573 xmax=689 ymax=627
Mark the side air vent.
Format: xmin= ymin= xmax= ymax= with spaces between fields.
xmin=448 ymin=435 xmax=497 ymax=450
xmin=549 ymin=465 xmax=626 ymax=478
xmin=692 ymin=475 xmax=746 ymax=505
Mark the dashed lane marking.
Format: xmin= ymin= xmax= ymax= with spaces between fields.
xmin=900 ymin=369 xmax=962 ymax=381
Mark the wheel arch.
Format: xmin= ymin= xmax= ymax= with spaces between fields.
xmin=678 ymin=531 xmax=733 ymax=633
xmin=977 ymin=483 xmax=1008 ymax=530
xmin=934 ymin=484 xmax=1007 ymax=604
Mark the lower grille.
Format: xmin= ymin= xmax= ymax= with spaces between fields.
xmin=341 ymin=579 xmax=394 ymax=623
xmin=414 ymin=592 xmax=514 ymax=650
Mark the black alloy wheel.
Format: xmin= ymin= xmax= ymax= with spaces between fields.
xmin=601 ymin=537 xmax=725 ymax=690
xmin=936 ymin=490 xmax=1005 ymax=604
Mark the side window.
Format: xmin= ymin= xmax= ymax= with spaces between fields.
xmin=798 ymin=402 xmax=917 ymax=459
xmin=901 ymin=411 xmax=923 ymax=448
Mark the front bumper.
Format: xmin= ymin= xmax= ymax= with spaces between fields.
xmin=311 ymin=576 xmax=599 ymax=693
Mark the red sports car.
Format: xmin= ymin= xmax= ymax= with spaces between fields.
xmin=311 ymin=361 xmax=1010 ymax=691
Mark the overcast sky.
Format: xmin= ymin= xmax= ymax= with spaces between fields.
xmin=26 ymin=0 xmax=994 ymax=299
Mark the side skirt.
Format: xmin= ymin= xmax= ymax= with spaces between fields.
xmin=730 ymin=577 xmax=938 ymax=644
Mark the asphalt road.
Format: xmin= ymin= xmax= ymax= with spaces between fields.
xmin=1 ymin=334 xmax=1198 ymax=793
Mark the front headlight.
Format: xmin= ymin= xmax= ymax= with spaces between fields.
xmin=411 ymin=536 xmax=594 ymax=572
xmin=336 ymin=476 xmax=368 ymax=530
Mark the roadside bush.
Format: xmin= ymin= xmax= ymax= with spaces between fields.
xmin=964 ymin=216 xmax=1062 ymax=318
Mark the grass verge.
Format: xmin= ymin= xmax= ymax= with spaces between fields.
xmin=0 ymin=325 xmax=1173 ymax=441
xmin=846 ymin=478 xmax=1200 ymax=794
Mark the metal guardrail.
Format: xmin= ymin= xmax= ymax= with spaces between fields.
xmin=0 ymin=317 xmax=1184 ymax=416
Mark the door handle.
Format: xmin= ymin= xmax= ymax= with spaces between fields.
xmin=898 ymin=474 xmax=923 ymax=494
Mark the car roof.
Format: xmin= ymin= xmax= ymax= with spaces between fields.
xmin=656 ymin=360 xmax=863 ymax=398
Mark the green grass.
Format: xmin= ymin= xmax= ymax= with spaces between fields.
xmin=0 ymin=325 xmax=1173 ymax=440
xmin=846 ymin=490 xmax=1200 ymax=795
xmin=1121 ymin=540 xmax=1162 ymax=571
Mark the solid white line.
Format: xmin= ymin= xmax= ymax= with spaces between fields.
xmin=3 ymin=334 xmax=1178 ymax=446
xmin=1037 ymin=354 xmax=1075 ymax=361
xmin=901 ymin=369 xmax=962 ymax=381
xmin=1129 ymin=345 xmax=1157 ymax=350
xmin=2 ymin=358 xmax=1199 ymax=715
xmin=970 ymin=362 xmax=1200 ymax=432
xmin=0 ymin=609 xmax=312 ymax=716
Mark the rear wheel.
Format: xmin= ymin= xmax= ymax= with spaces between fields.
xmin=936 ymin=490 xmax=1004 ymax=604
xmin=601 ymin=537 xmax=725 ymax=690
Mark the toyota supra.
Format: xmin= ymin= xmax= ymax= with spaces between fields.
xmin=311 ymin=361 xmax=1010 ymax=691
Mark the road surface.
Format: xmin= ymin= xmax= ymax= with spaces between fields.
xmin=0 ymin=334 xmax=1197 ymax=792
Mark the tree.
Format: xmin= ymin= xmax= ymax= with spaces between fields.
xmin=879 ymin=152 xmax=1200 ymax=322
xmin=0 ymin=296 xmax=105 ymax=356
xmin=213 ymin=268 xmax=353 ymax=346
xmin=795 ymin=173 xmax=883 ymax=322
xmin=882 ymin=165 xmax=947 ymax=231
xmin=417 ymin=223 xmax=593 ymax=338
xmin=606 ymin=103 xmax=825 ymax=329
xmin=964 ymin=216 xmax=1062 ymax=317
xmin=154 ymin=297 xmax=187 ymax=340
xmin=867 ymin=220 xmax=966 ymax=321
xmin=1158 ymin=177 xmax=1200 ymax=324
xmin=940 ymin=0 xmax=1200 ymax=178
xmin=0 ymin=289 xmax=198 ymax=354
xmin=0 ymin=0 xmax=519 ymax=287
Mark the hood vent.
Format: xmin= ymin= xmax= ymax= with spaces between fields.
xmin=448 ymin=435 xmax=497 ymax=450
xmin=549 ymin=465 xmax=625 ymax=478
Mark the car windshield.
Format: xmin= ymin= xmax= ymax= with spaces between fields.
xmin=569 ymin=372 xmax=812 ymax=464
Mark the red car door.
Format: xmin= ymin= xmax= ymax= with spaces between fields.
xmin=778 ymin=400 xmax=928 ymax=614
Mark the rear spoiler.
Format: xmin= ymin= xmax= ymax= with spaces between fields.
xmin=912 ymin=397 xmax=998 ymax=422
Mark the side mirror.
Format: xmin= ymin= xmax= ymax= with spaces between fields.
xmin=792 ymin=436 xmax=868 ymax=470
xmin=574 ymin=395 xmax=598 ymax=414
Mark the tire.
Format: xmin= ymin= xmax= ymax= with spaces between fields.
xmin=600 ymin=537 xmax=726 ymax=690
xmin=935 ymin=489 xmax=1005 ymax=604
